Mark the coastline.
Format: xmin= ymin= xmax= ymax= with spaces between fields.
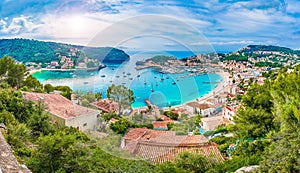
xmin=133 ymin=70 xmax=230 ymax=110
xmin=193 ymin=70 xmax=230 ymax=103
xmin=29 ymin=67 xmax=101 ymax=75
xmin=32 ymin=66 xmax=230 ymax=110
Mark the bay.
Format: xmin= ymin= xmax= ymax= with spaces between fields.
xmin=32 ymin=53 xmax=223 ymax=108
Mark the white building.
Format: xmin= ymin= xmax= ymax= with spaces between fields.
xmin=222 ymin=106 xmax=239 ymax=122
xmin=184 ymin=102 xmax=214 ymax=117
xmin=200 ymin=116 xmax=223 ymax=131
xmin=23 ymin=92 xmax=100 ymax=131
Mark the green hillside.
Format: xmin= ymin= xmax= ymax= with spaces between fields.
xmin=242 ymin=45 xmax=300 ymax=55
xmin=0 ymin=38 xmax=130 ymax=64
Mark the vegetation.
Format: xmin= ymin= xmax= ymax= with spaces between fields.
xmin=107 ymin=84 xmax=135 ymax=115
xmin=149 ymin=55 xmax=176 ymax=63
xmin=254 ymin=61 xmax=283 ymax=68
xmin=222 ymin=54 xmax=248 ymax=61
xmin=163 ymin=111 xmax=179 ymax=120
xmin=1 ymin=52 xmax=300 ymax=172
xmin=242 ymin=45 xmax=299 ymax=55
xmin=0 ymin=38 xmax=130 ymax=65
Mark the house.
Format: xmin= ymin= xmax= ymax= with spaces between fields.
xmin=121 ymin=128 xmax=223 ymax=163
xmin=91 ymin=99 xmax=119 ymax=113
xmin=50 ymin=61 xmax=59 ymax=67
xmin=200 ymin=116 xmax=224 ymax=131
xmin=152 ymin=115 xmax=173 ymax=130
xmin=222 ymin=106 xmax=239 ymax=122
xmin=23 ymin=92 xmax=100 ymax=131
xmin=184 ymin=102 xmax=214 ymax=116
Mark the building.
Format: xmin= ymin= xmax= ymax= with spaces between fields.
xmin=121 ymin=128 xmax=223 ymax=164
xmin=152 ymin=115 xmax=173 ymax=130
xmin=222 ymin=106 xmax=239 ymax=122
xmin=23 ymin=92 xmax=100 ymax=131
xmin=200 ymin=116 xmax=224 ymax=131
xmin=184 ymin=102 xmax=214 ymax=116
xmin=91 ymin=99 xmax=118 ymax=113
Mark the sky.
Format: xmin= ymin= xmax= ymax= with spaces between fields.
xmin=0 ymin=0 xmax=300 ymax=52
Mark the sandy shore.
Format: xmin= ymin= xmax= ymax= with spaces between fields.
xmin=29 ymin=69 xmax=42 ymax=74
xmin=195 ymin=70 xmax=230 ymax=103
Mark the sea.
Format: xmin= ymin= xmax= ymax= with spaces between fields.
xmin=32 ymin=51 xmax=223 ymax=108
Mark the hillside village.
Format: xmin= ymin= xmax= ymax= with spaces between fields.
xmin=0 ymin=44 xmax=300 ymax=172
xmin=27 ymin=46 xmax=300 ymax=154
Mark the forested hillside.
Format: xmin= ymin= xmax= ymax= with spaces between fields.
xmin=0 ymin=38 xmax=130 ymax=64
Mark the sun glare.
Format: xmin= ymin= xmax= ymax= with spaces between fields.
xmin=67 ymin=15 xmax=87 ymax=34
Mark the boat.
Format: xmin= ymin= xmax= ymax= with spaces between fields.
xmin=83 ymin=82 xmax=88 ymax=84
xmin=151 ymin=88 xmax=154 ymax=92
xmin=127 ymin=73 xmax=131 ymax=75
xmin=154 ymin=76 xmax=157 ymax=78
xmin=137 ymin=74 xmax=141 ymax=77
xmin=123 ymin=75 xmax=127 ymax=78
xmin=172 ymin=81 xmax=176 ymax=85
xmin=144 ymin=81 xmax=147 ymax=85
xmin=100 ymin=75 xmax=105 ymax=78
xmin=109 ymin=80 xmax=113 ymax=83
xmin=155 ymin=82 xmax=158 ymax=86
xmin=161 ymin=78 xmax=164 ymax=81
xmin=116 ymin=75 xmax=120 ymax=78
xmin=129 ymin=78 xmax=133 ymax=80
xmin=166 ymin=77 xmax=169 ymax=79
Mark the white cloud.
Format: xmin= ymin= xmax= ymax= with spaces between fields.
xmin=0 ymin=15 xmax=41 ymax=35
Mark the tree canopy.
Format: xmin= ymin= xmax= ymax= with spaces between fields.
xmin=106 ymin=84 xmax=135 ymax=115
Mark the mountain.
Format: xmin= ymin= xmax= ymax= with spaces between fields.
xmin=240 ymin=45 xmax=300 ymax=55
xmin=0 ymin=38 xmax=130 ymax=64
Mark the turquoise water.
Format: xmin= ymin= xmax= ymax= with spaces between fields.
xmin=33 ymin=54 xmax=223 ymax=108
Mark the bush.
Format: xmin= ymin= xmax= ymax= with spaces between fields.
xmin=16 ymin=147 xmax=31 ymax=157
xmin=163 ymin=111 xmax=179 ymax=120
xmin=218 ymin=143 xmax=229 ymax=153
xmin=167 ymin=122 xmax=174 ymax=130
xmin=210 ymin=136 xmax=227 ymax=145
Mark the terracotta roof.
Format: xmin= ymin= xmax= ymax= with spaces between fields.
xmin=123 ymin=128 xmax=148 ymax=140
xmin=23 ymin=92 xmax=99 ymax=119
xmin=225 ymin=106 xmax=232 ymax=111
xmin=91 ymin=99 xmax=118 ymax=113
xmin=206 ymin=98 xmax=215 ymax=102
xmin=186 ymin=102 xmax=211 ymax=110
xmin=152 ymin=121 xmax=169 ymax=129
xmin=160 ymin=115 xmax=172 ymax=121
xmin=122 ymin=128 xmax=223 ymax=163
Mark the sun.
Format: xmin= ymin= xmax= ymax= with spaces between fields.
xmin=66 ymin=15 xmax=87 ymax=34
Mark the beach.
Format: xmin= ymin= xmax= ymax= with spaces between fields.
xmin=150 ymin=70 xmax=230 ymax=111
xmin=195 ymin=70 xmax=230 ymax=102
